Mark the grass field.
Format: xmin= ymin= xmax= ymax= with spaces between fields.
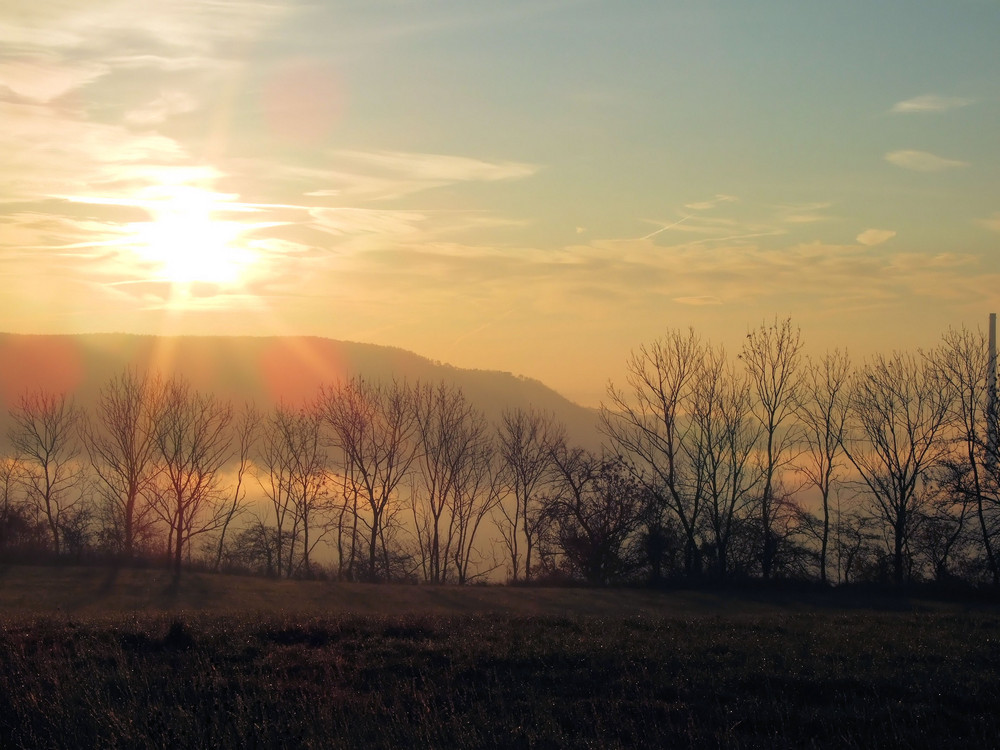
xmin=1 ymin=565 xmax=999 ymax=748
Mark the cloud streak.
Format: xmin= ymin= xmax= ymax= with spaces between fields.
xmin=684 ymin=194 xmax=738 ymax=211
xmin=884 ymin=150 xmax=968 ymax=172
xmin=331 ymin=150 xmax=537 ymax=185
xmin=856 ymin=229 xmax=896 ymax=247
xmin=891 ymin=95 xmax=973 ymax=114
xmin=981 ymin=213 xmax=1000 ymax=233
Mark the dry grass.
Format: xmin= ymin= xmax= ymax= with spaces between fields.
xmin=1 ymin=563 xmax=990 ymax=619
xmin=2 ymin=565 xmax=999 ymax=748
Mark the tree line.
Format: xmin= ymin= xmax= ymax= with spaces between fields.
xmin=1 ymin=318 xmax=999 ymax=586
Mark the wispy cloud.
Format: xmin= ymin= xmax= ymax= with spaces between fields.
xmin=124 ymin=90 xmax=200 ymax=126
xmin=673 ymin=296 xmax=722 ymax=306
xmin=856 ymin=229 xmax=896 ymax=247
xmin=683 ymin=194 xmax=738 ymax=211
xmin=0 ymin=100 xmax=193 ymax=201
xmin=303 ymin=234 xmax=993 ymax=334
xmin=981 ymin=213 xmax=1000 ymax=233
xmin=884 ymin=150 xmax=968 ymax=172
xmin=891 ymin=94 xmax=973 ymax=114
xmin=775 ymin=202 xmax=834 ymax=225
xmin=0 ymin=0 xmax=291 ymax=207
xmin=331 ymin=150 xmax=537 ymax=184
xmin=272 ymin=151 xmax=539 ymax=203
xmin=0 ymin=1 xmax=287 ymax=57
xmin=308 ymin=207 xmax=428 ymax=238
xmin=0 ymin=57 xmax=109 ymax=103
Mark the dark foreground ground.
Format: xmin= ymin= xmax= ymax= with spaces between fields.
xmin=1 ymin=567 xmax=999 ymax=748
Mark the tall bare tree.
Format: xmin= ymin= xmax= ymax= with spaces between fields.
xmin=841 ymin=352 xmax=952 ymax=584
xmin=411 ymin=381 xmax=493 ymax=583
xmin=601 ymin=329 xmax=707 ymax=576
xmin=495 ymin=407 xmax=563 ymax=581
xmin=211 ymin=403 xmax=259 ymax=572
xmin=320 ymin=377 xmax=419 ymax=581
xmin=796 ymin=349 xmax=851 ymax=583
xmin=281 ymin=406 xmax=329 ymax=578
xmin=8 ymin=390 xmax=85 ymax=556
xmin=329 ymin=457 xmax=363 ymax=580
xmin=692 ymin=345 xmax=762 ymax=580
xmin=451 ymin=447 xmax=503 ymax=584
xmin=741 ymin=316 xmax=804 ymax=578
xmin=151 ymin=378 xmax=237 ymax=577
xmin=933 ymin=326 xmax=1000 ymax=584
xmin=256 ymin=405 xmax=297 ymax=578
xmin=82 ymin=370 xmax=164 ymax=559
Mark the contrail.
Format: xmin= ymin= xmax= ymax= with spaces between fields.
xmin=641 ymin=215 xmax=690 ymax=240
xmin=452 ymin=307 xmax=516 ymax=345
xmin=684 ymin=230 xmax=785 ymax=246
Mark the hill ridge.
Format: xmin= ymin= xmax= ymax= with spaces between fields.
xmin=0 ymin=332 xmax=601 ymax=449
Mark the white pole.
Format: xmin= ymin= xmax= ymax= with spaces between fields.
xmin=989 ymin=313 xmax=997 ymax=470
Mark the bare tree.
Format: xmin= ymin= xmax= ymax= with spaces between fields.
xmin=82 ymin=370 xmax=164 ymax=560
xmin=0 ymin=456 xmax=39 ymax=553
xmin=912 ymin=464 xmax=977 ymax=580
xmin=451 ymin=448 xmax=503 ymax=584
xmin=494 ymin=407 xmax=563 ymax=581
xmin=795 ymin=349 xmax=851 ymax=584
xmin=741 ymin=316 xmax=804 ymax=578
xmin=222 ymin=517 xmax=279 ymax=576
xmin=411 ymin=381 xmax=493 ymax=583
xmin=8 ymin=390 xmax=86 ymax=556
xmin=835 ymin=506 xmax=883 ymax=583
xmin=841 ymin=352 xmax=952 ymax=584
xmin=601 ymin=330 xmax=707 ymax=576
xmin=282 ymin=406 xmax=330 ymax=578
xmin=211 ymin=403 xmax=259 ymax=572
xmin=255 ymin=404 xmax=331 ymax=580
xmin=545 ymin=445 xmax=646 ymax=584
xmin=256 ymin=405 xmax=298 ymax=578
xmin=329 ymin=457 xmax=363 ymax=580
xmin=933 ymin=326 xmax=1000 ymax=584
xmin=320 ymin=377 xmax=419 ymax=581
xmin=692 ymin=345 xmax=762 ymax=580
xmin=151 ymin=378 xmax=237 ymax=577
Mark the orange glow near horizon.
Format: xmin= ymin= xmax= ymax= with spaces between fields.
xmin=0 ymin=337 xmax=84 ymax=407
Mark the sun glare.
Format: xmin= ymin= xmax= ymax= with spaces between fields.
xmin=131 ymin=187 xmax=252 ymax=287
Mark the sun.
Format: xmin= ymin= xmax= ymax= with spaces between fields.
xmin=131 ymin=186 xmax=252 ymax=287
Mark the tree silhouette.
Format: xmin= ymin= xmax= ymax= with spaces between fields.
xmin=545 ymin=446 xmax=646 ymax=584
xmin=82 ymin=370 xmax=164 ymax=560
xmin=495 ymin=407 xmax=563 ymax=582
xmin=602 ymin=329 xmax=707 ymax=577
xmin=8 ymin=390 xmax=84 ymax=556
xmin=320 ymin=377 xmax=419 ymax=581
xmin=842 ymin=353 xmax=951 ymax=584
xmin=795 ymin=350 xmax=851 ymax=584
xmin=742 ymin=317 xmax=804 ymax=579
xmin=151 ymin=378 xmax=238 ymax=578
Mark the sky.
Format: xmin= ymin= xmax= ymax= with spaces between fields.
xmin=2 ymin=0 xmax=999 ymax=406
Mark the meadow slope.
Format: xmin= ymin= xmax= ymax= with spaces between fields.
xmin=2 ymin=566 xmax=1000 ymax=748
xmin=0 ymin=564 xmax=995 ymax=618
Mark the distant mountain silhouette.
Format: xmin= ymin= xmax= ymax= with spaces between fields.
xmin=0 ymin=333 xmax=602 ymax=450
